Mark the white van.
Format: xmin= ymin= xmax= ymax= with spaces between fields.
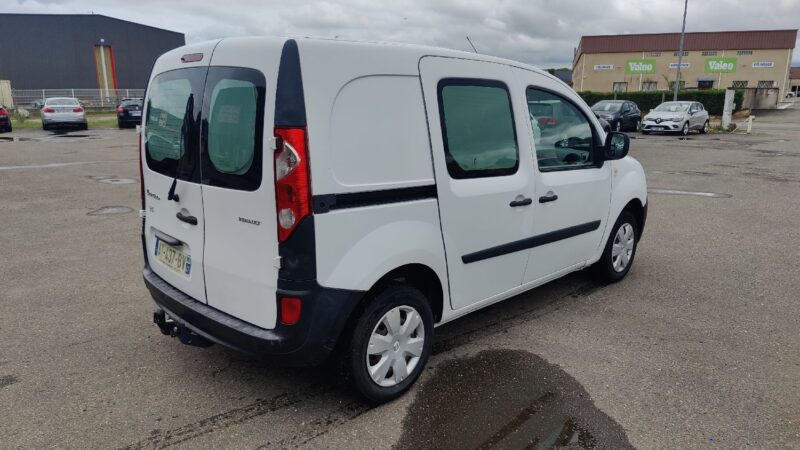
xmin=140 ymin=37 xmax=647 ymax=402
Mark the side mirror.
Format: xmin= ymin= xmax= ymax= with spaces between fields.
xmin=604 ymin=131 xmax=629 ymax=160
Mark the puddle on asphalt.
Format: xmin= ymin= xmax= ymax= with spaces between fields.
xmin=88 ymin=206 xmax=133 ymax=215
xmin=648 ymin=188 xmax=732 ymax=198
xmin=395 ymin=350 xmax=633 ymax=450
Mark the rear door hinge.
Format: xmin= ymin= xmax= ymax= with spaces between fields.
xmin=273 ymin=256 xmax=282 ymax=269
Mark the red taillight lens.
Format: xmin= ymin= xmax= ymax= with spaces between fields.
xmin=42 ymin=107 xmax=55 ymax=113
xmin=273 ymin=127 xmax=311 ymax=243
xmin=280 ymin=297 xmax=302 ymax=325
xmin=73 ymin=107 xmax=84 ymax=113
xmin=117 ymin=106 xmax=123 ymax=113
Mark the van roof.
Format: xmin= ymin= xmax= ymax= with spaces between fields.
xmin=160 ymin=36 xmax=562 ymax=86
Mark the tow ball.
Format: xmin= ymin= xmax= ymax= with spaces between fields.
xmin=153 ymin=309 xmax=213 ymax=348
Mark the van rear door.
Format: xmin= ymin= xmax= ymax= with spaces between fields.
xmin=142 ymin=45 xmax=213 ymax=303
xmin=199 ymin=39 xmax=283 ymax=329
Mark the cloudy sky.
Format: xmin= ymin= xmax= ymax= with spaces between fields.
xmin=7 ymin=0 xmax=800 ymax=67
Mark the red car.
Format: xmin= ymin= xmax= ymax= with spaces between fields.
xmin=0 ymin=105 xmax=11 ymax=133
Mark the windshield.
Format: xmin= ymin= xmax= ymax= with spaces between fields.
xmin=654 ymin=102 xmax=691 ymax=112
xmin=591 ymin=101 xmax=622 ymax=112
xmin=46 ymin=98 xmax=79 ymax=106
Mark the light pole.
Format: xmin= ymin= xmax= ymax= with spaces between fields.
xmin=673 ymin=0 xmax=688 ymax=101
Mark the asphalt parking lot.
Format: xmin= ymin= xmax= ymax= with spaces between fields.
xmin=2 ymin=105 xmax=799 ymax=449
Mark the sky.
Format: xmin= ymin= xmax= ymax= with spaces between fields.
xmin=6 ymin=0 xmax=800 ymax=68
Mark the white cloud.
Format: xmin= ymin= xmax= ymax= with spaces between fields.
xmin=6 ymin=0 xmax=800 ymax=67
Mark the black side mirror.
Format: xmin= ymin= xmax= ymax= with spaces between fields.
xmin=604 ymin=131 xmax=629 ymax=160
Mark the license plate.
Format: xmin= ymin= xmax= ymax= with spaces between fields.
xmin=130 ymin=111 xmax=141 ymax=117
xmin=155 ymin=239 xmax=191 ymax=274
xmin=652 ymin=126 xmax=664 ymax=130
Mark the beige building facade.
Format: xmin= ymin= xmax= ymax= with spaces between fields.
xmin=573 ymin=30 xmax=797 ymax=99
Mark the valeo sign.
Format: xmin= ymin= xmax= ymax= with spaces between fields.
xmin=705 ymin=57 xmax=737 ymax=73
xmin=625 ymin=59 xmax=656 ymax=74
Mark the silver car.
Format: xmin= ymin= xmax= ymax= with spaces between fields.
xmin=41 ymin=97 xmax=87 ymax=130
xmin=641 ymin=101 xmax=709 ymax=136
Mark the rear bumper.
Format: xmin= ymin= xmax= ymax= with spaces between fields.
xmin=143 ymin=266 xmax=364 ymax=366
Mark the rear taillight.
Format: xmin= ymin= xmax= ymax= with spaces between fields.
xmin=117 ymin=106 xmax=123 ymax=113
xmin=280 ymin=297 xmax=302 ymax=325
xmin=73 ymin=107 xmax=84 ymax=113
xmin=42 ymin=107 xmax=55 ymax=113
xmin=273 ymin=127 xmax=311 ymax=243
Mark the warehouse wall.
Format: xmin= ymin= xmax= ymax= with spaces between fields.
xmin=0 ymin=14 xmax=185 ymax=89
xmin=573 ymin=48 xmax=793 ymax=98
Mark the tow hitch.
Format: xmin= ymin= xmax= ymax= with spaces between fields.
xmin=153 ymin=309 xmax=213 ymax=348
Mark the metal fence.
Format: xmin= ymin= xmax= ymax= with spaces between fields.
xmin=11 ymin=88 xmax=145 ymax=111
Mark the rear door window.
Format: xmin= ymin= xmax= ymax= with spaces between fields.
xmin=144 ymin=67 xmax=206 ymax=182
xmin=437 ymin=79 xmax=519 ymax=179
xmin=201 ymin=67 xmax=266 ymax=191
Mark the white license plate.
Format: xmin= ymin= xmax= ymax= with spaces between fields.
xmin=130 ymin=111 xmax=141 ymax=117
xmin=652 ymin=126 xmax=664 ymax=130
xmin=155 ymin=239 xmax=191 ymax=274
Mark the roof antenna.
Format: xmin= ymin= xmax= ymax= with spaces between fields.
xmin=466 ymin=36 xmax=478 ymax=53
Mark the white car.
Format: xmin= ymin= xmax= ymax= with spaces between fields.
xmin=41 ymin=97 xmax=87 ymax=130
xmin=140 ymin=37 xmax=648 ymax=402
xmin=641 ymin=101 xmax=709 ymax=136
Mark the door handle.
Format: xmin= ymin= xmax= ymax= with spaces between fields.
xmin=539 ymin=192 xmax=559 ymax=203
xmin=176 ymin=211 xmax=198 ymax=225
xmin=509 ymin=197 xmax=533 ymax=207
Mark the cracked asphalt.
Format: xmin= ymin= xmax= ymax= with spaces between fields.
xmin=1 ymin=102 xmax=799 ymax=449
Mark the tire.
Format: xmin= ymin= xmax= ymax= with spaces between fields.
xmin=681 ymin=122 xmax=689 ymax=136
xmin=633 ymin=119 xmax=640 ymax=132
xmin=700 ymin=120 xmax=709 ymax=134
xmin=348 ymin=285 xmax=434 ymax=404
xmin=593 ymin=211 xmax=638 ymax=283
xmin=118 ymin=121 xmax=124 ymax=129
xmin=641 ymin=130 xmax=650 ymax=135
xmin=614 ymin=121 xmax=621 ymax=132
xmin=43 ymin=123 xmax=49 ymax=131
xmin=7 ymin=124 xmax=11 ymax=132
xmin=81 ymin=123 xmax=88 ymax=131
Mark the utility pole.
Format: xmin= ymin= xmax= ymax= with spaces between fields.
xmin=673 ymin=0 xmax=688 ymax=101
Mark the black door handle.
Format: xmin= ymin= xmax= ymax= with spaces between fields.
xmin=176 ymin=211 xmax=198 ymax=225
xmin=509 ymin=197 xmax=533 ymax=207
xmin=539 ymin=193 xmax=559 ymax=203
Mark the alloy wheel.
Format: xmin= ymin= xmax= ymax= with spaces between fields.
xmin=682 ymin=123 xmax=689 ymax=135
xmin=611 ymin=223 xmax=635 ymax=272
xmin=367 ymin=305 xmax=426 ymax=387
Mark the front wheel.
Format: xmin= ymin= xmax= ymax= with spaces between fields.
xmin=681 ymin=122 xmax=689 ymax=136
xmin=348 ymin=285 xmax=433 ymax=403
xmin=593 ymin=211 xmax=638 ymax=283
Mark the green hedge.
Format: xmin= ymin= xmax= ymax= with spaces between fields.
xmin=577 ymin=89 xmax=743 ymax=115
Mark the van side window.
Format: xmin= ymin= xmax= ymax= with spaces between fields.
xmin=527 ymin=88 xmax=596 ymax=172
xmin=437 ymin=79 xmax=518 ymax=179
xmin=144 ymin=67 xmax=206 ymax=182
xmin=201 ymin=67 xmax=266 ymax=191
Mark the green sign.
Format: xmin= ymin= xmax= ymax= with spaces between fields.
xmin=625 ymin=59 xmax=656 ymax=74
xmin=705 ymin=57 xmax=737 ymax=73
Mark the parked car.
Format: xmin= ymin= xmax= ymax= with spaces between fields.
xmin=41 ymin=97 xmax=87 ymax=130
xmin=141 ymin=37 xmax=648 ymax=403
xmin=591 ymin=100 xmax=641 ymax=132
xmin=117 ymin=98 xmax=144 ymax=128
xmin=641 ymin=101 xmax=709 ymax=135
xmin=0 ymin=105 xmax=11 ymax=132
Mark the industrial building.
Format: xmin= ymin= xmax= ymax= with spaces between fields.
xmin=572 ymin=29 xmax=797 ymax=99
xmin=791 ymin=67 xmax=800 ymax=95
xmin=0 ymin=14 xmax=185 ymax=91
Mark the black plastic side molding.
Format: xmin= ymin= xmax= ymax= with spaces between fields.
xmin=462 ymin=220 xmax=601 ymax=264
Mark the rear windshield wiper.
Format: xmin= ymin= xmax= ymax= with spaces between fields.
xmin=167 ymin=93 xmax=194 ymax=202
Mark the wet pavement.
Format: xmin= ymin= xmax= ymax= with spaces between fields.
xmin=396 ymin=350 xmax=632 ymax=449
xmin=2 ymin=104 xmax=800 ymax=448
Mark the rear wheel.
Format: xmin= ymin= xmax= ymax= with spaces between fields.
xmin=614 ymin=121 xmax=621 ymax=132
xmin=348 ymin=285 xmax=433 ymax=403
xmin=42 ymin=123 xmax=49 ymax=131
xmin=700 ymin=120 xmax=709 ymax=134
xmin=593 ymin=211 xmax=638 ymax=283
